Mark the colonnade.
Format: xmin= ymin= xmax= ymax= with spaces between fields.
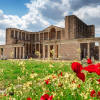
xmin=12 ymin=28 xmax=64 ymax=42
xmin=43 ymin=44 xmax=58 ymax=59
xmin=14 ymin=47 xmax=25 ymax=59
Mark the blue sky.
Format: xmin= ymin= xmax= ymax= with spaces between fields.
xmin=0 ymin=0 xmax=100 ymax=44
xmin=0 ymin=0 xmax=29 ymax=16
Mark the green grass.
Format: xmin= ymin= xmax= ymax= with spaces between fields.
xmin=0 ymin=60 xmax=72 ymax=88
xmin=0 ymin=59 xmax=100 ymax=100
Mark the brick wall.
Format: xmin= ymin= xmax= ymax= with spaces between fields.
xmin=6 ymin=29 xmax=15 ymax=45
xmin=65 ymin=15 xmax=95 ymax=40
xmin=59 ymin=41 xmax=80 ymax=60
xmin=0 ymin=47 xmax=14 ymax=59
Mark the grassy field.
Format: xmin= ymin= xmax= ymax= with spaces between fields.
xmin=0 ymin=59 xmax=100 ymax=100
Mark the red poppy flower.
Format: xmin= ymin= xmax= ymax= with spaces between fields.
xmin=40 ymin=94 xmax=53 ymax=100
xmin=84 ymin=64 xmax=100 ymax=75
xmin=4 ymin=94 xmax=7 ymax=96
xmin=58 ymin=72 xmax=63 ymax=77
xmin=27 ymin=97 xmax=32 ymax=100
xmin=76 ymin=72 xmax=85 ymax=82
xmin=60 ymin=72 xmax=63 ymax=76
xmin=97 ymin=91 xmax=100 ymax=98
xmin=45 ymin=79 xmax=50 ymax=85
xmin=71 ymin=62 xmax=83 ymax=74
xmin=96 ymin=69 xmax=100 ymax=75
xmin=96 ymin=63 xmax=100 ymax=68
xmin=97 ymin=79 xmax=100 ymax=84
xmin=83 ymin=64 xmax=97 ymax=73
xmin=95 ymin=63 xmax=100 ymax=75
xmin=90 ymin=90 xmax=96 ymax=97
xmin=87 ymin=59 xmax=92 ymax=64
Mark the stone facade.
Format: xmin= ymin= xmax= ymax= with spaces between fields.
xmin=65 ymin=15 xmax=95 ymax=39
xmin=0 ymin=15 xmax=99 ymax=60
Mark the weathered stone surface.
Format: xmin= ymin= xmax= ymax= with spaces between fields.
xmin=0 ymin=15 xmax=98 ymax=60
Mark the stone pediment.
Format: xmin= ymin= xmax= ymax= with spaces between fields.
xmin=41 ymin=25 xmax=64 ymax=32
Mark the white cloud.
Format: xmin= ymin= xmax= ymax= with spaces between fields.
xmin=0 ymin=0 xmax=50 ymax=44
xmin=0 ymin=29 xmax=5 ymax=44
xmin=0 ymin=0 xmax=100 ymax=45
xmin=73 ymin=5 xmax=100 ymax=19
xmin=0 ymin=10 xmax=3 ymax=14
xmin=73 ymin=5 xmax=100 ymax=34
xmin=96 ymin=27 xmax=100 ymax=34
xmin=22 ymin=0 xmax=50 ymax=29
xmin=56 ymin=20 xmax=65 ymax=28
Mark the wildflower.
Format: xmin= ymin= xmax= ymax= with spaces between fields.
xmin=40 ymin=94 xmax=53 ymax=100
xmin=97 ymin=91 xmax=100 ymax=98
xmin=17 ymin=76 xmax=21 ymax=81
xmin=4 ymin=94 xmax=7 ymax=96
xmin=58 ymin=72 xmax=63 ymax=77
xmin=76 ymin=72 xmax=85 ymax=82
xmin=64 ymin=72 xmax=70 ymax=78
xmin=45 ymin=79 xmax=50 ymax=85
xmin=87 ymin=59 xmax=92 ymax=64
xmin=52 ymin=75 xmax=56 ymax=79
xmin=72 ymin=80 xmax=76 ymax=84
xmin=49 ymin=64 xmax=54 ymax=68
xmin=30 ymin=73 xmax=37 ymax=78
xmin=45 ymin=90 xmax=49 ymax=93
xmin=58 ymin=82 xmax=63 ymax=87
xmin=27 ymin=97 xmax=32 ymax=100
xmin=77 ymin=84 xmax=81 ymax=88
xmin=90 ymin=90 xmax=96 ymax=97
xmin=97 ymin=79 xmax=100 ymax=84
xmin=71 ymin=62 xmax=83 ymax=74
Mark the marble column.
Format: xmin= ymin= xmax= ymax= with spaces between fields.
xmin=87 ymin=43 xmax=90 ymax=58
xmin=56 ymin=29 xmax=57 ymax=40
xmin=48 ymin=44 xmax=50 ymax=59
xmin=16 ymin=47 xmax=18 ymax=59
xmin=39 ymin=32 xmax=40 ymax=41
xmin=17 ymin=31 xmax=19 ymax=39
xmin=99 ymin=42 xmax=100 ymax=61
xmin=23 ymin=47 xmax=25 ymax=59
xmin=43 ymin=45 xmax=45 ymax=59
xmin=43 ymin=32 xmax=44 ymax=41
xmin=14 ymin=30 xmax=15 ymax=38
xmin=25 ymin=32 xmax=27 ymax=41
xmin=61 ymin=29 xmax=62 ymax=40
xmin=39 ymin=44 xmax=40 ymax=58
xmin=54 ymin=44 xmax=56 ymax=59
xmin=48 ymin=32 xmax=49 ymax=40
xmin=21 ymin=32 xmax=22 ymax=40
xmin=19 ymin=47 xmax=21 ymax=59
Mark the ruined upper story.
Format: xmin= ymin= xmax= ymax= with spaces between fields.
xmin=6 ymin=25 xmax=65 ymax=45
xmin=65 ymin=15 xmax=95 ymax=40
xmin=6 ymin=15 xmax=95 ymax=45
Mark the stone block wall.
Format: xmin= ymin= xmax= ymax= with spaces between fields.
xmin=65 ymin=15 xmax=95 ymax=40
xmin=59 ymin=41 xmax=80 ymax=60
xmin=6 ymin=29 xmax=15 ymax=45
xmin=0 ymin=47 xmax=14 ymax=59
